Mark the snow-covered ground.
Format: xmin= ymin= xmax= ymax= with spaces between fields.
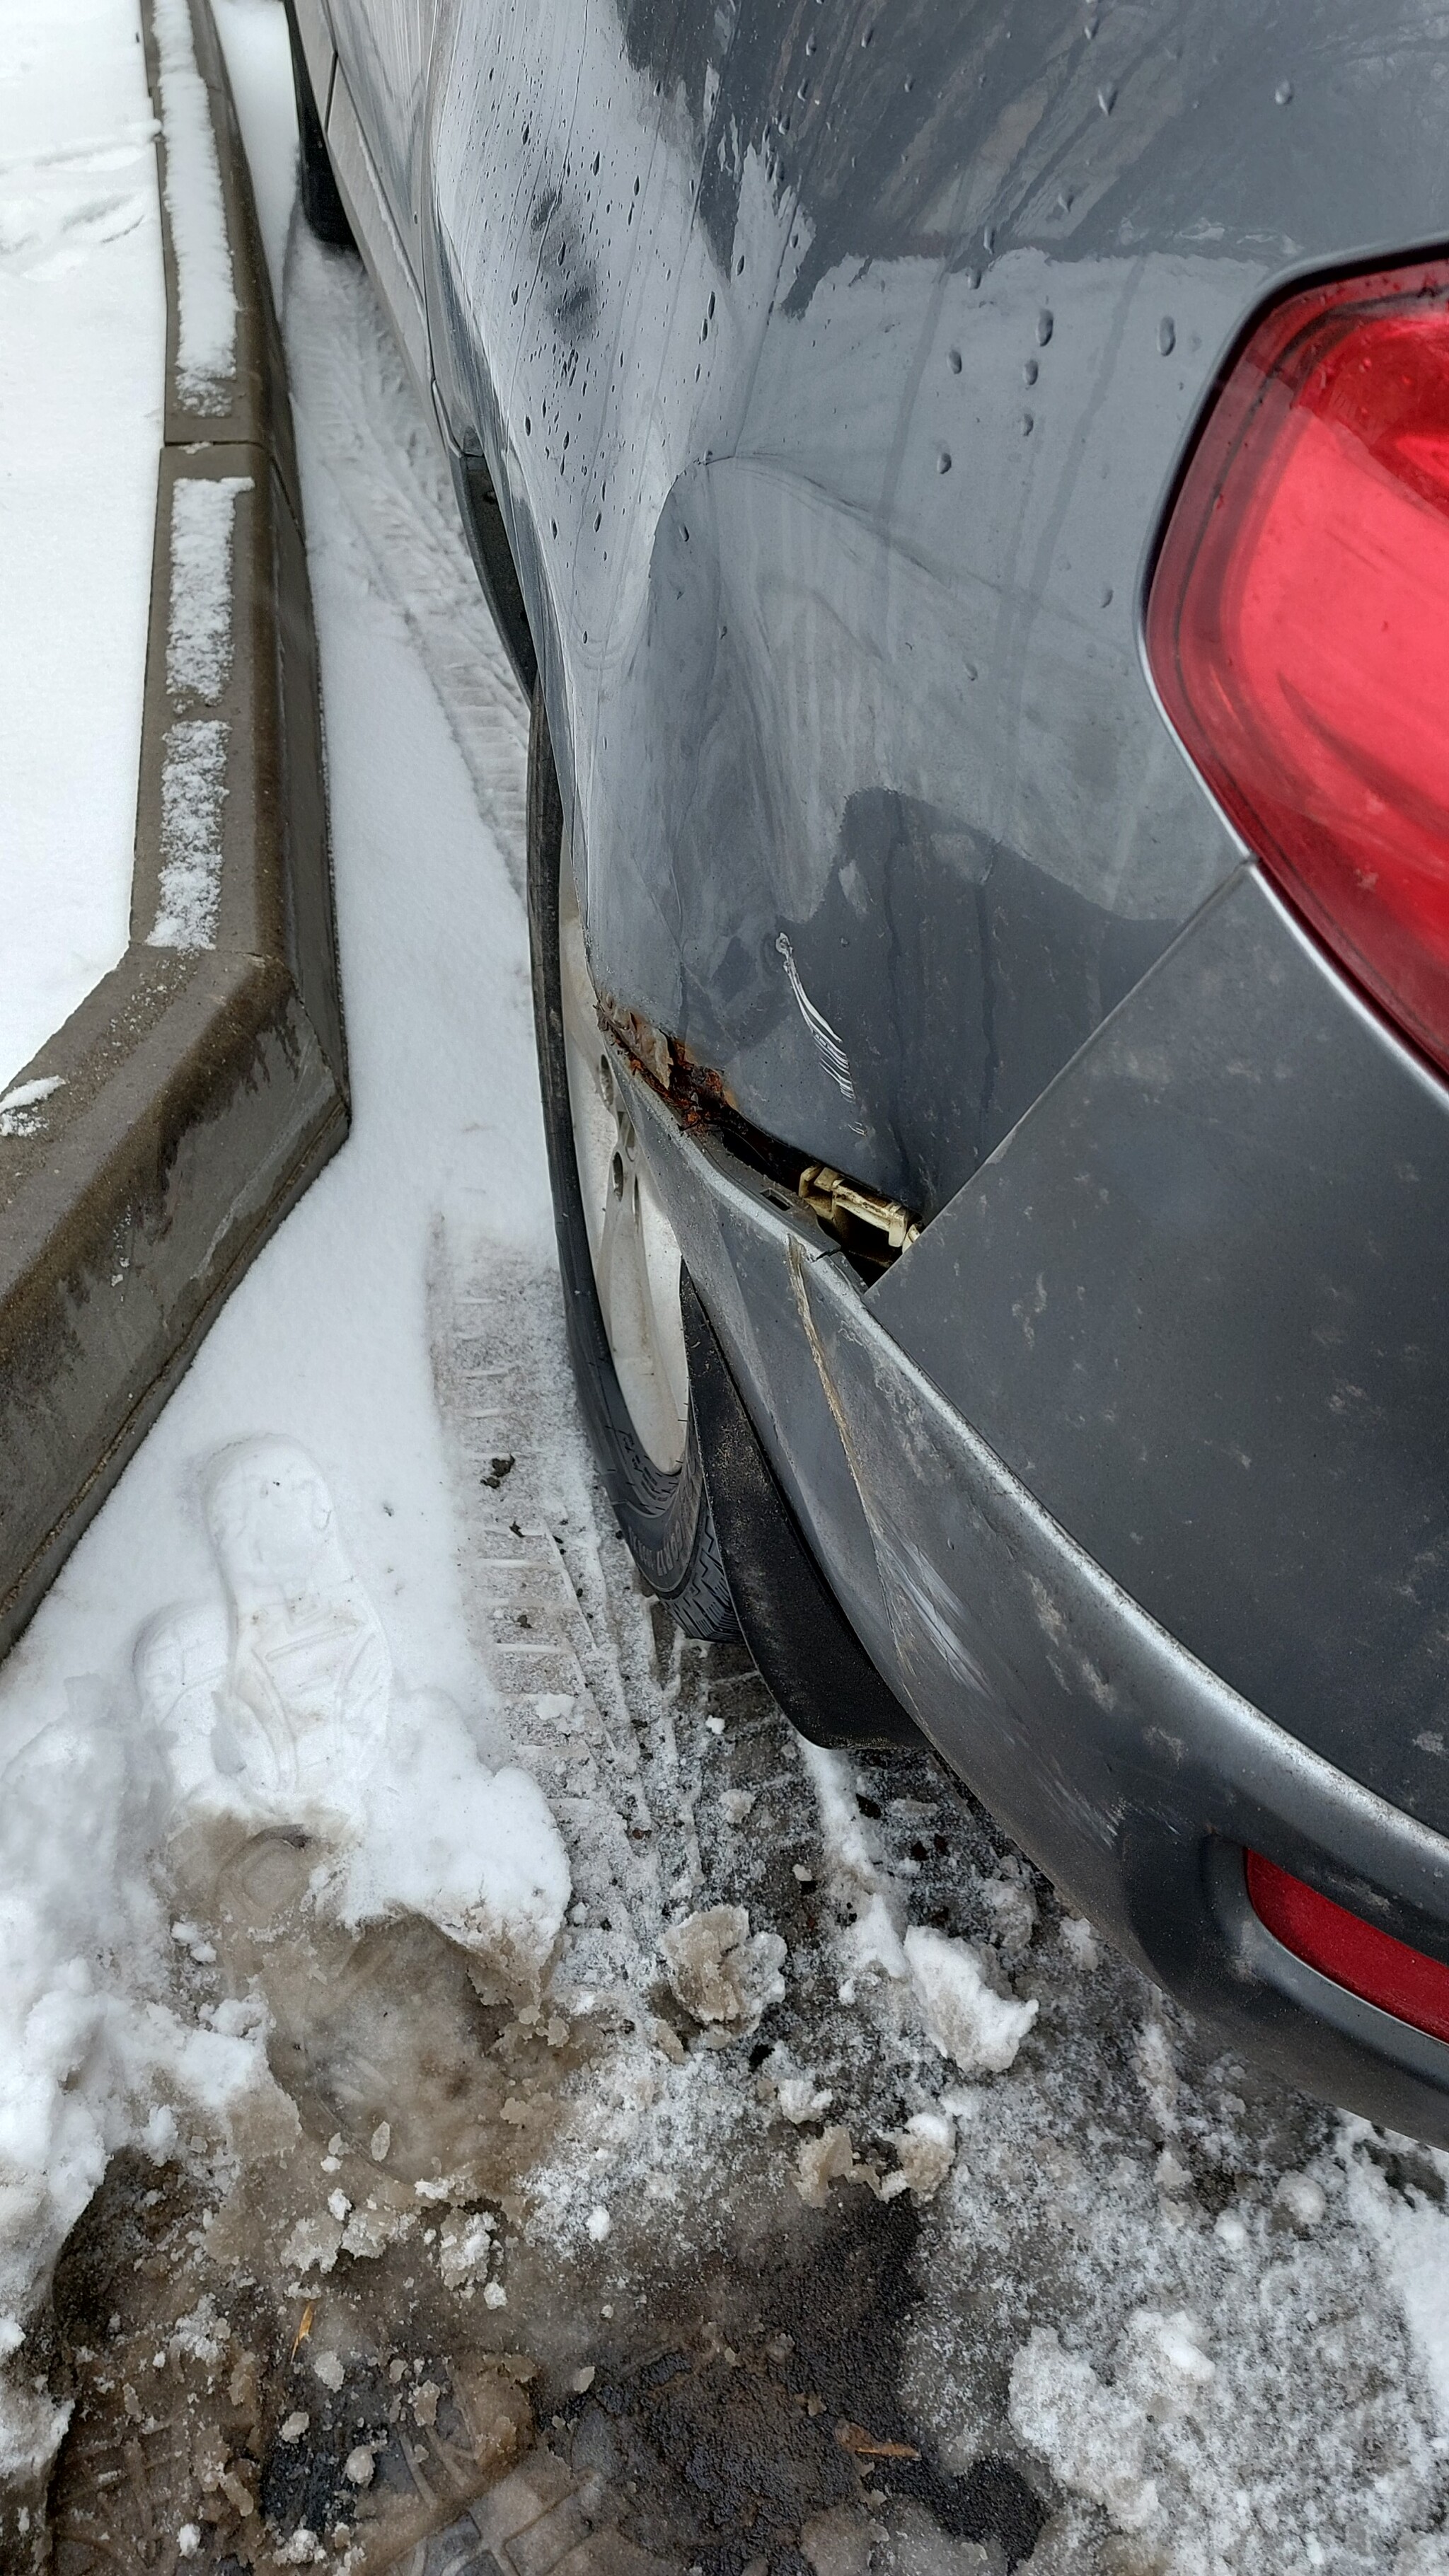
xmin=0 ymin=0 xmax=164 ymax=1092
xmin=3 ymin=7 xmax=1449 ymax=2570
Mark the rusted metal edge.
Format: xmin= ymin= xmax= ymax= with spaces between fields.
xmin=594 ymin=992 xmax=919 ymax=1278
xmin=0 ymin=0 xmax=347 ymax=1670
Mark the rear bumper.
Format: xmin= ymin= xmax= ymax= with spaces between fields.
xmin=618 ymin=868 xmax=1449 ymax=2140
xmin=799 ymin=1235 xmax=1449 ymax=2144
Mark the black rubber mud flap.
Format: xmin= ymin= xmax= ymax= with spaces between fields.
xmin=681 ymin=1271 xmax=921 ymax=1751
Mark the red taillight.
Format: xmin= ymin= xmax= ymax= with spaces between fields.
xmin=1147 ymin=260 xmax=1449 ymax=1077
xmin=1246 ymin=1849 xmax=1449 ymax=2045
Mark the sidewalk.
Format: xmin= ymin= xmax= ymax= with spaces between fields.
xmin=0 ymin=0 xmax=163 ymax=1090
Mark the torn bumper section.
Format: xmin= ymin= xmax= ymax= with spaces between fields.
xmin=620 ymin=865 xmax=1449 ymax=2142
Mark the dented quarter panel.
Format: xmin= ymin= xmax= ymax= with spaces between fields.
xmin=408 ymin=0 xmax=1449 ymax=1211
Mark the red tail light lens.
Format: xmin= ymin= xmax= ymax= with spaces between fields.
xmin=1246 ymin=1849 xmax=1449 ymax=2045
xmin=1147 ymin=260 xmax=1449 ymax=1076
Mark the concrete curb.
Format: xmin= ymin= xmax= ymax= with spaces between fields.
xmin=0 ymin=0 xmax=347 ymax=1665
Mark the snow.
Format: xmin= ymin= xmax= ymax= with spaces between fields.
xmin=151 ymin=0 xmax=235 ymax=408
xmin=0 ymin=0 xmax=557 ymax=2473
xmin=799 ymin=1740 xmax=1037 ymax=2074
xmin=149 ymin=714 xmax=227 ymax=944
xmin=0 ymin=0 xmax=163 ymax=1090
xmin=1009 ymin=2327 xmax=1160 ymax=2534
xmin=0 ymin=1075 xmax=65 ymax=1138
xmin=1342 ymin=2117 xmax=1449 ymax=2435
xmin=166 ymin=471 xmax=250 ymax=696
xmin=0 ymin=1692 xmax=280 ymax=2478
xmin=0 ymin=1421 xmax=570 ymax=2482
xmin=147 ymin=1433 xmax=569 ymax=1973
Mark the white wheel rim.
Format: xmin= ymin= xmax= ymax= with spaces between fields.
xmin=558 ymin=842 xmax=690 ymax=1475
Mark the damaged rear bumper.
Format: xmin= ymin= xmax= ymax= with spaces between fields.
xmin=617 ymin=867 xmax=1449 ymax=2144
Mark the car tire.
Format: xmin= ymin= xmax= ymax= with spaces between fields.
xmin=282 ymin=2 xmax=357 ymax=252
xmin=681 ymin=1274 xmax=924 ymax=1750
xmin=526 ymin=683 xmax=739 ymax=1643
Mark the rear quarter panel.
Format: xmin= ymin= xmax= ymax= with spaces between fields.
xmin=425 ymin=0 xmax=1449 ymax=1209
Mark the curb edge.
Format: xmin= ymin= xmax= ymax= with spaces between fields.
xmin=0 ymin=0 xmax=348 ymax=1668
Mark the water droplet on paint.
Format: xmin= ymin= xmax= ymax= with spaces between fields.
xmin=1275 ymin=77 xmax=1293 ymax=105
xmin=1158 ymin=316 xmax=1176 ymax=356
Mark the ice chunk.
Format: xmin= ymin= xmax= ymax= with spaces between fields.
xmin=279 ymin=2214 xmax=343 ymax=2277
xmin=167 ymin=2296 xmax=226 ymax=2372
xmin=777 ymin=2077 xmax=834 ymax=2125
xmin=342 ymin=2203 xmax=412 ymax=2260
xmin=661 ymin=1906 xmax=786 ymax=2037
xmin=795 ymin=2125 xmax=858 ymax=2207
xmin=1059 ymin=1915 xmax=1099 ymax=1970
xmin=438 ymin=2210 xmax=495 ymax=2289
xmin=881 ymin=2110 xmax=956 ymax=2202
xmin=904 ymin=1926 xmax=1037 ymax=2075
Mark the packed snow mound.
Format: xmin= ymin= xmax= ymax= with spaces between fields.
xmin=0 ymin=1437 xmax=569 ymax=2488
xmin=903 ymin=1924 xmax=1037 ymax=2075
xmin=0 ymin=1699 xmax=280 ymax=2489
xmin=150 ymin=1437 xmax=570 ymax=1981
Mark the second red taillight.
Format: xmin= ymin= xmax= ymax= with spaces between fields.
xmin=1147 ymin=259 xmax=1449 ymax=1077
xmin=1247 ymin=1849 xmax=1449 ymax=2045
